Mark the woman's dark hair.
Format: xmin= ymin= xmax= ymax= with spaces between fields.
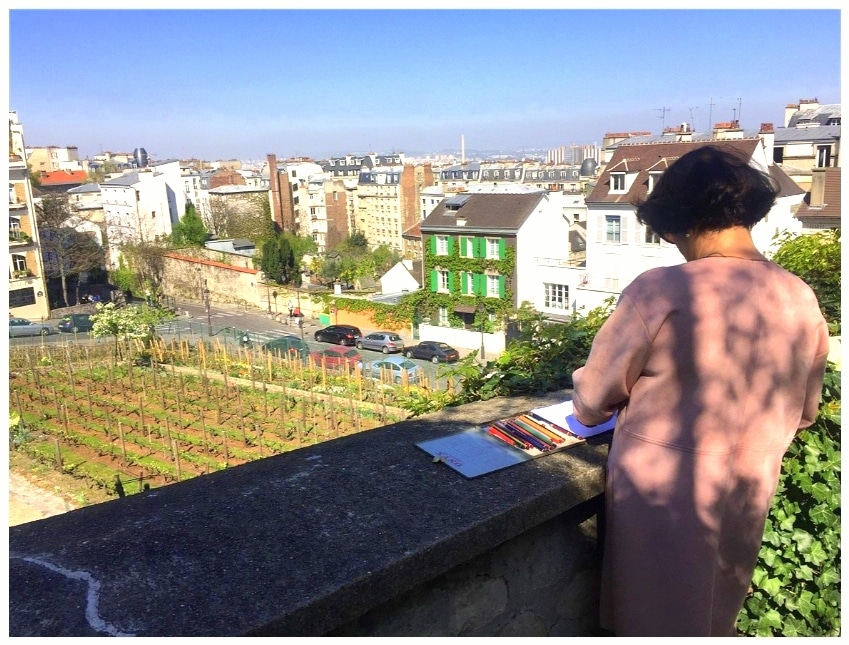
xmin=633 ymin=144 xmax=780 ymax=239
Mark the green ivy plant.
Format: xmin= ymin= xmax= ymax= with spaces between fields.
xmin=736 ymin=361 xmax=841 ymax=636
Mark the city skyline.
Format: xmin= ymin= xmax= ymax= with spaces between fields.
xmin=7 ymin=7 xmax=842 ymax=162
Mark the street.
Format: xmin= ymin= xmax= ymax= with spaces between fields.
xmin=10 ymin=300 xmax=461 ymax=386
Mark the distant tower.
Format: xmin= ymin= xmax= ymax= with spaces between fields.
xmin=461 ymin=135 xmax=465 ymax=164
xmin=133 ymin=147 xmax=149 ymax=168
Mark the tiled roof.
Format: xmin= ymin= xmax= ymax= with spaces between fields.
xmin=586 ymin=139 xmax=805 ymax=205
xmin=402 ymin=220 xmax=422 ymax=238
xmin=39 ymin=169 xmax=88 ymax=186
xmin=795 ymin=167 xmax=841 ymax=221
xmin=420 ymin=192 xmax=545 ymax=234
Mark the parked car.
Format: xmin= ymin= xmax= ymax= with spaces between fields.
xmin=261 ymin=335 xmax=310 ymax=360
xmin=314 ymin=324 xmax=362 ymax=346
xmin=56 ymin=313 xmax=94 ymax=333
xmin=356 ymin=332 xmax=405 ymax=354
xmin=362 ymin=356 xmax=423 ymax=385
xmin=404 ymin=341 xmax=460 ymax=364
xmin=309 ymin=346 xmax=363 ymax=372
xmin=9 ymin=317 xmax=56 ymax=337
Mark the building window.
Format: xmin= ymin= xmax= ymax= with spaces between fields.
xmin=644 ymin=228 xmax=661 ymax=244
xmin=438 ymin=306 xmax=449 ymax=326
xmin=817 ymin=145 xmax=832 ymax=168
xmin=647 ymin=171 xmax=663 ymax=193
xmin=436 ymin=235 xmax=448 ymax=255
xmin=605 ymin=216 xmax=622 ymax=243
xmin=460 ymin=236 xmax=474 ymax=258
xmin=438 ymin=269 xmax=450 ymax=292
xmin=486 ymin=238 xmax=500 ymax=259
xmin=544 ymin=283 xmax=569 ymax=310
xmin=611 ymin=173 xmax=625 ymax=192
xmin=487 ymin=274 xmax=500 ymax=297
xmin=460 ymin=271 xmax=474 ymax=295
xmin=9 ymin=286 xmax=36 ymax=307
xmin=12 ymin=254 xmax=27 ymax=272
xmin=773 ymin=146 xmax=784 ymax=164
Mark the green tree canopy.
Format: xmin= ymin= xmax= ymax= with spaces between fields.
xmin=171 ymin=203 xmax=208 ymax=247
xmin=771 ymin=229 xmax=840 ymax=333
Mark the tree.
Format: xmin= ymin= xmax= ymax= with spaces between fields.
xmin=36 ymin=195 xmax=106 ymax=307
xmin=770 ymin=229 xmax=840 ymax=333
xmin=90 ymin=301 xmax=176 ymax=359
xmin=171 ymin=203 xmax=208 ymax=247
xmin=260 ymin=235 xmax=301 ymax=286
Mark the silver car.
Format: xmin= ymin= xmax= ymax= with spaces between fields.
xmin=356 ymin=332 xmax=405 ymax=354
xmin=9 ymin=317 xmax=56 ymax=337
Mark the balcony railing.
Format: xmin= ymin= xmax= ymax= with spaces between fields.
xmin=9 ymin=231 xmax=32 ymax=245
xmin=11 ymin=268 xmax=35 ymax=279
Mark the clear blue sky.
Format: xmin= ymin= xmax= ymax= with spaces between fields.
xmin=7 ymin=7 xmax=842 ymax=162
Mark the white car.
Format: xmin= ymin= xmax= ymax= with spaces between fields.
xmin=9 ymin=317 xmax=56 ymax=337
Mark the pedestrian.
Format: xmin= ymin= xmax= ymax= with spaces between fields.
xmin=570 ymin=145 xmax=830 ymax=637
xmin=287 ymin=300 xmax=294 ymax=322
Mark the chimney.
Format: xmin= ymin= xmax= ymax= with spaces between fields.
xmin=267 ymin=153 xmax=284 ymax=230
xmin=809 ymin=167 xmax=826 ymax=207
xmin=784 ymin=102 xmax=800 ymax=128
xmin=759 ymin=123 xmax=775 ymax=165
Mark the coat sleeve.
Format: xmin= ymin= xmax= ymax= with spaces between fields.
xmin=798 ymin=320 xmax=831 ymax=429
xmin=571 ymin=292 xmax=653 ymax=426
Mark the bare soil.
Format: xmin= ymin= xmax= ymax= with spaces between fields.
xmin=8 ymin=450 xmax=116 ymax=526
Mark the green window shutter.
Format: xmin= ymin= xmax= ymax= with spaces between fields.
xmin=498 ymin=275 xmax=506 ymax=298
xmin=473 ymin=273 xmax=482 ymax=296
xmin=448 ymin=272 xmax=455 ymax=291
xmin=429 ymin=235 xmax=436 ymax=253
xmin=460 ymin=237 xmax=468 ymax=257
xmin=498 ymin=238 xmax=506 ymax=259
xmin=473 ymin=237 xmax=482 ymax=258
xmin=461 ymin=272 xmax=469 ymax=294
xmin=429 ymin=269 xmax=438 ymax=291
xmin=447 ymin=236 xmax=455 ymax=255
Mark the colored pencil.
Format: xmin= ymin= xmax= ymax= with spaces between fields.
xmin=487 ymin=426 xmax=528 ymax=451
xmin=515 ymin=416 xmax=564 ymax=444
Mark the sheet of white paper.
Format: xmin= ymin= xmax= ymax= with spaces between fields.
xmin=416 ymin=428 xmax=533 ymax=478
xmin=531 ymin=400 xmax=617 ymax=438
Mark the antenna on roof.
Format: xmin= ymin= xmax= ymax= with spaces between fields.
xmin=688 ymin=107 xmax=698 ymax=132
xmin=655 ymin=107 xmax=670 ymax=132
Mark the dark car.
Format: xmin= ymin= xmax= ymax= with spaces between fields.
xmin=314 ymin=324 xmax=362 ymax=346
xmin=57 ymin=313 xmax=94 ymax=333
xmin=356 ymin=331 xmax=405 ymax=354
xmin=261 ymin=336 xmax=310 ymax=360
xmin=404 ymin=341 xmax=460 ymax=364
xmin=308 ymin=346 xmax=363 ymax=373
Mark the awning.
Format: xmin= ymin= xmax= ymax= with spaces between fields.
xmin=453 ymin=304 xmax=477 ymax=314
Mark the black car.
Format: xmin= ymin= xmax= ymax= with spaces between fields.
xmin=57 ymin=313 xmax=94 ymax=333
xmin=404 ymin=341 xmax=460 ymax=364
xmin=314 ymin=324 xmax=362 ymax=346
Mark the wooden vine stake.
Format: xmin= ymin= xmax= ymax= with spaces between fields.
xmin=171 ymin=439 xmax=182 ymax=481
xmin=118 ymin=421 xmax=127 ymax=462
xmin=54 ymin=438 xmax=63 ymax=471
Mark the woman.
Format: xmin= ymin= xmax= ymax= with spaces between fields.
xmin=571 ymin=145 xmax=830 ymax=636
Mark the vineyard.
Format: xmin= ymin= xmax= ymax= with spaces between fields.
xmin=9 ymin=337 xmax=451 ymax=497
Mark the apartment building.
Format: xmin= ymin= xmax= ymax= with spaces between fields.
xmin=8 ymin=111 xmax=50 ymax=320
xmin=419 ymin=189 xmax=584 ymax=327
xmin=101 ymin=159 xmax=185 ymax=267
xmin=773 ymin=98 xmax=841 ymax=190
xmin=582 ymin=137 xmax=806 ymax=312
xmin=25 ymin=144 xmax=87 ymax=175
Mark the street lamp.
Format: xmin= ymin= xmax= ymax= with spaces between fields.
xmin=203 ymin=285 xmax=212 ymax=335
xmin=477 ymin=303 xmax=487 ymax=362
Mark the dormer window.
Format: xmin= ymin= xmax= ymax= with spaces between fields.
xmin=647 ymin=171 xmax=663 ymax=194
xmin=611 ymin=173 xmax=626 ymax=193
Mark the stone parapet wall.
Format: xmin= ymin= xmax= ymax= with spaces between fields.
xmin=10 ymin=390 xmax=609 ymax=637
